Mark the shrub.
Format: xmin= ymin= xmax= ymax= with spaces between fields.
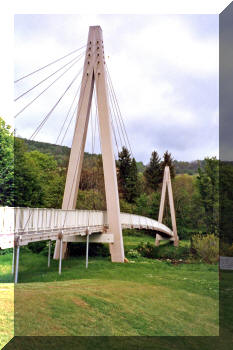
xmin=136 ymin=241 xmax=190 ymax=260
xmin=0 ymin=248 xmax=13 ymax=255
xmin=20 ymin=240 xmax=110 ymax=258
xmin=28 ymin=241 xmax=47 ymax=254
xmin=136 ymin=242 xmax=157 ymax=259
xmin=227 ymin=245 xmax=233 ymax=257
xmin=156 ymin=244 xmax=190 ymax=260
xmin=191 ymin=234 xmax=219 ymax=264
xmin=40 ymin=241 xmax=56 ymax=256
xmin=220 ymin=242 xmax=233 ymax=257
xmin=178 ymin=227 xmax=202 ymax=241
xmin=126 ymin=249 xmax=141 ymax=259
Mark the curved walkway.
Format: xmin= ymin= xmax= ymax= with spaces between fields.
xmin=0 ymin=207 xmax=173 ymax=249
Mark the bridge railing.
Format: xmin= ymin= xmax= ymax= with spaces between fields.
xmin=1 ymin=207 xmax=107 ymax=234
xmin=120 ymin=212 xmax=173 ymax=236
xmin=0 ymin=207 xmax=173 ymax=239
xmin=0 ymin=207 xmax=14 ymax=234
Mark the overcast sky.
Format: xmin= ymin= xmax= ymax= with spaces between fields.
xmin=14 ymin=14 xmax=219 ymax=164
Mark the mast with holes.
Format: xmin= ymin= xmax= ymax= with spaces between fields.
xmin=54 ymin=26 xmax=125 ymax=262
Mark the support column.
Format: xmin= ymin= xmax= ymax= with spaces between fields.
xmin=54 ymin=28 xmax=95 ymax=259
xmin=86 ymin=232 xmax=89 ymax=269
xmin=94 ymin=27 xmax=124 ymax=262
xmin=12 ymin=245 xmax=15 ymax=275
xmin=15 ymin=245 xmax=20 ymax=284
xmin=48 ymin=240 xmax=51 ymax=268
xmin=54 ymin=26 xmax=124 ymax=262
xmin=58 ymin=237 xmax=63 ymax=275
xmin=155 ymin=166 xmax=179 ymax=246
xmin=156 ymin=166 xmax=168 ymax=246
xmin=167 ymin=168 xmax=179 ymax=246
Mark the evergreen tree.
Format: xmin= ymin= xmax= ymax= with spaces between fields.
xmin=117 ymin=147 xmax=138 ymax=203
xmin=118 ymin=147 xmax=132 ymax=196
xmin=161 ymin=150 xmax=175 ymax=179
xmin=144 ymin=151 xmax=162 ymax=191
xmin=127 ymin=157 xmax=139 ymax=202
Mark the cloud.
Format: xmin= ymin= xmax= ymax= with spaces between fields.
xmin=14 ymin=14 xmax=218 ymax=163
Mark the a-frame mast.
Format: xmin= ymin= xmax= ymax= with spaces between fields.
xmin=155 ymin=166 xmax=179 ymax=246
xmin=54 ymin=26 xmax=125 ymax=262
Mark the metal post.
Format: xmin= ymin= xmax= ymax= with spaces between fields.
xmin=12 ymin=245 xmax=15 ymax=275
xmin=59 ymin=238 xmax=63 ymax=275
xmin=48 ymin=240 xmax=51 ymax=268
xmin=15 ymin=245 xmax=20 ymax=284
xmin=86 ymin=233 xmax=89 ymax=269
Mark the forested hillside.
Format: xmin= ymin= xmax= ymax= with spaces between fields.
xmin=174 ymin=160 xmax=205 ymax=175
xmin=21 ymin=138 xmax=204 ymax=174
xmin=1 ymin=117 xmax=221 ymax=242
xmin=7 ymin=136 xmax=218 ymax=239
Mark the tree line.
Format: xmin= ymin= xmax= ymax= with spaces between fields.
xmin=0 ymin=117 xmax=223 ymax=241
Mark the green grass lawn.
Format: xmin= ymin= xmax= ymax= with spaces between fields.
xmin=0 ymin=231 xmax=221 ymax=347
xmin=0 ymin=283 xmax=13 ymax=349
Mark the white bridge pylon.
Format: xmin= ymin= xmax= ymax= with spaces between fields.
xmin=53 ymin=25 xmax=125 ymax=262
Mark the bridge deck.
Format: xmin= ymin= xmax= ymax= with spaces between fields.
xmin=0 ymin=207 xmax=173 ymax=249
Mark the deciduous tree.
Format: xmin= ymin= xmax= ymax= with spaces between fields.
xmin=196 ymin=157 xmax=219 ymax=235
xmin=0 ymin=117 xmax=14 ymax=206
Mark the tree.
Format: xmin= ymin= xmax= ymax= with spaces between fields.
xmin=144 ymin=151 xmax=162 ymax=191
xmin=0 ymin=117 xmax=14 ymax=206
xmin=14 ymin=138 xmax=43 ymax=207
xmin=161 ymin=150 xmax=175 ymax=179
xmin=148 ymin=191 xmax=161 ymax=220
xmin=117 ymin=147 xmax=138 ymax=203
xmin=135 ymin=193 xmax=150 ymax=217
xmin=14 ymin=140 xmax=65 ymax=208
xmin=220 ymin=161 xmax=233 ymax=243
xmin=173 ymin=174 xmax=204 ymax=231
xmin=196 ymin=157 xmax=219 ymax=235
xmin=25 ymin=150 xmax=63 ymax=208
xmin=127 ymin=157 xmax=139 ymax=202
xmin=118 ymin=146 xmax=131 ymax=195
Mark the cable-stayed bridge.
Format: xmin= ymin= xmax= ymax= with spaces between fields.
xmin=1 ymin=26 xmax=179 ymax=282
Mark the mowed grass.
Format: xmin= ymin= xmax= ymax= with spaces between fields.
xmin=0 ymin=283 xmax=14 ymax=349
xmin=0 ymin=231 xmax=219 ymax=342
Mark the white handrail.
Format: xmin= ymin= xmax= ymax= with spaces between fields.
xmin=0 ymin=207 xmax=173 ymax=249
